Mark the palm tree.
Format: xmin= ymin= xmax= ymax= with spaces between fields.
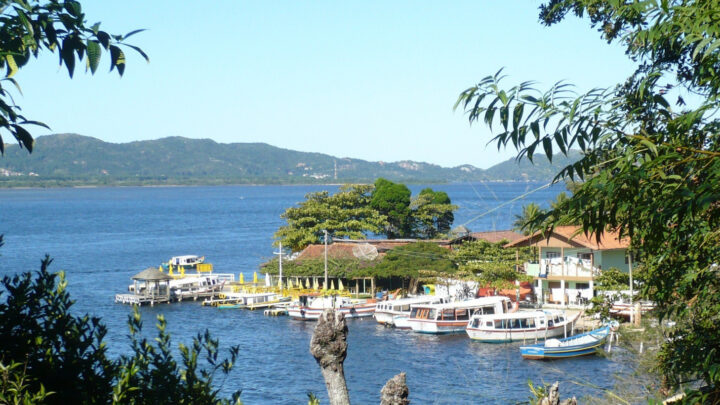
xmin=513 ymin=203 xmax=544 ymax=236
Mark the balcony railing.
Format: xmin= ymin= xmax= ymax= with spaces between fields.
xmin=524 ymin=257 xmax=600 ymax=278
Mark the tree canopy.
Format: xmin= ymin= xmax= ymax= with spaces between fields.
xmin=370 ymin=178 xmax=413 ymax=238
xmin=274 ymin=184 xmax=387 ymax=252
xmin=0 ymin=0 xmax=147 ymax=154
xmin=275 ymin=181 xmax=459 ymax=252
xmin=456 ymin=0 xmax=720 ymax=400
xmin=411 ymin=188 xmax=456 ymax=239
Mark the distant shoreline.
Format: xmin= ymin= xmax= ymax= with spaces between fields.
xmin=0 ymin=179 xmax=539 ymax=190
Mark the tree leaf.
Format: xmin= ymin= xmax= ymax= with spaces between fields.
xmin=5 ymin=55 xmax=18 ymax=78
xmin=109 ymin=45 xmax=125 ymax=76
xmin=61 ymin=37 xmax=76 ymax=77
xmin=86 ymin=40 xmax=101 ymax=74
xmin=97 ymin=31 xmax=110 ymax=49
xmin=12 ymin=124 xmax=34 ymax=152
xmin=542 ymin=137 xmax=553 ymax=162
xmin=123 ymin=29 xmax=147 ymax=39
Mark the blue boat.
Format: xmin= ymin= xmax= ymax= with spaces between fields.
xmin=519 ymin=325 xmax=611 ymax=360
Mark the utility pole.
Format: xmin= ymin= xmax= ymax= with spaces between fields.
xmin=324 ymin=230 xmax=329 ymax=290
xmin=274 ymin=242 xmax=283 ymax=295
xmin=628 ymin=250 xmax=634 ymax=324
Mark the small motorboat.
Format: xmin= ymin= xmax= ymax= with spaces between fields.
xmin=519 ymin=325 xmax=611 ymax=360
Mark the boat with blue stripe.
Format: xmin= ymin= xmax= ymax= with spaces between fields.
xmin=519 ymin=325 xmax=611 ymax=360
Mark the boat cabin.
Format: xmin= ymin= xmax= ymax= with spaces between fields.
xmin=409 ymin=297 xmax=510 ymax=323
xmin=168 ymin=255 xmax=205 ymax=267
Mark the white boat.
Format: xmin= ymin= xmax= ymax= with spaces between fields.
xmin=165 ymin=255 xmax=205 ymax=269
xmin=168 ymin=274 xmax=223 ymax=301
xmin=466 ymin=310 xmax=580 ymax=343
xmin=374 ymin=295 xmax=449 ymax=329
xmin=215 ymin=292 xmax=288 ymax=309
xmin=406 ymin=296 xmax=512 ymax=334
xmin=287 ymin=295 xmax=376 ymax=320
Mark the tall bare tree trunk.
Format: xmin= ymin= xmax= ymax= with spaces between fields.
xmin=310 ymin=310 xmax=350 ymax=405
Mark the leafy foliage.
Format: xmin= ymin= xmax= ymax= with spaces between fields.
xmin=370 ymin=178 xmax=413 ymax=238
xmin=274 ymin=184 xmax=387 ymax=252
xmin=114 ymin=309 xmax=242 ymax=405
xmin=451 ymin=240 xmax=533 ymax=289
xmin=275 ymin=181 xmax=459 ymax=252
xmin=0 ymin=361 xmax=53 ymax=405
xmin=457 ymin=0 xmax=720 ymax=399
xmin=0 ymin=1 xmax=147 ymax=154
xmin=372 ymin=242 xmax=456 ymax=280
xmin=587 ymin=267 xmax=630 ymax=321
xmin=0 ymin=257 xmax=242 ymax=405
xmin=512 ymin=202 xmax=544 ymax=235
xmin=411 ymin=188 xmax=457 ymax=238
xmin=370 ymin=178 xmax=458 ymax=239
xmin=262 ymin=257 xmax=379 ymax=278
xmin=0 ymin=256 xmax=117 ymax=404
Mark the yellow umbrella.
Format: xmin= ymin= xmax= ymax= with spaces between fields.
xmin=253 ymin=272 xmax=258 ymax=284
xmin=289 ymin=279 xmax=295 ymax=289
xmin=339 ymin=279 xmax=344 ymax=291
xmin=305 ymin=278 xmax=310 ymax=289
xmin=330 ymin=279 xmax=336 ymax=290
xmin=239 ymin=273 xmax=245 ymax=284
xmin=278 ymin=277 xmax=282 ymax=288
xmin=314 ymin=279 xmax=319 ymax=290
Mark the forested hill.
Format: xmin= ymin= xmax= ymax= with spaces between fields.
xmin=0 ymin=134 xmax=581 ymax=186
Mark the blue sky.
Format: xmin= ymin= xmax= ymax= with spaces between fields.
xmin=16 ymin=1 xmax=636 ymax=168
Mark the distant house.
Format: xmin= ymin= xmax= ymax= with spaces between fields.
xmin=504 ymin=225 xmax=631 ymax=306
xmin=469 ymin=230 xmax=524 ymax=244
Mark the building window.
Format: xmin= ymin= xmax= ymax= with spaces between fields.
xmin=546 ymin=252 xmax=560 ymax=259
xmin=576 ymin=283 xmax=589 ymax=290
xmin=577 ymin=252 xmax=592 ymax=261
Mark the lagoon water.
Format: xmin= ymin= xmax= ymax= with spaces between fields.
xmin=0 ymin=183 xmax=631 ymax=404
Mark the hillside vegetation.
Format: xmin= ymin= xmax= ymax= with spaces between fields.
xmin=0 ymin=134 xmax=580 ymax=186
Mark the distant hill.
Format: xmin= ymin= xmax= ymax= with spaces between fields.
xmin=0 ymin=134 xmax=581 ymax=187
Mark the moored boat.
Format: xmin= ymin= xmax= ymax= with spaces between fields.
xmin=215 ymin=292 xmax=289 ymax=309
xmin=374 ymin=295 xmax=449 ymax=329
xmin=519 ymin=325 xmax=611 ymax=359
xmin=466 ymin=310 xmax=580 ymax=343
xmin=287 ymin=295 xmax=376 ymax=320
xmin=169 ymin=274 xmax=224 ymax=301
xmin=407 ymin=296 xmax=512 ymax=334
xmin=164 ymin=255 xmax=206 ymax=270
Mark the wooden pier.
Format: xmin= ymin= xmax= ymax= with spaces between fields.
xmin=115 ymin=293 xmax=170 ymax=306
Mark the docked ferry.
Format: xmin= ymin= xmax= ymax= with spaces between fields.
xmin=466 ymin=310 xmax=580 ymax=343
xmin=406 ymin=296 xmax=512 ymax=334
xmin=287 ymin=295 xmax=377 ymax=320
xmin=374 ymin=295 xmax=449 ymax=329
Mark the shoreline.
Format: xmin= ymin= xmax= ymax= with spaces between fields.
xmin=0 ymin=179 xmax=542 ymax=191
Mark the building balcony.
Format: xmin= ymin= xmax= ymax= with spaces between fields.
xmin=525 ymin=258 xmax=600 ymax=279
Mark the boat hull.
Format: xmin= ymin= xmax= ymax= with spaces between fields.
xmin=467 ymin=313 xmax=580 ymax=343
xmin=288 ymin=304 xmax=376 ymax=320
xmin=407 ymin=319 xmax=470 ymax=334
xmin=520 ymin=326 xmax=610 ymax=360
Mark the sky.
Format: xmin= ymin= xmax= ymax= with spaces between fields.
xmin=15 ymin=1 xmax=637 ymax=169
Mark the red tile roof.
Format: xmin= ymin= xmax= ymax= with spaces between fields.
xmin=504 ymin=225 xmax=630 ymax=250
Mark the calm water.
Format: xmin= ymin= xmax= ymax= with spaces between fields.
xmin=0 ymin=183 xmax=631 ymax=404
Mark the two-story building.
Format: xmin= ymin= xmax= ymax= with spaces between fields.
xmin=504 ymin=225 xmax=631 ymax=306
